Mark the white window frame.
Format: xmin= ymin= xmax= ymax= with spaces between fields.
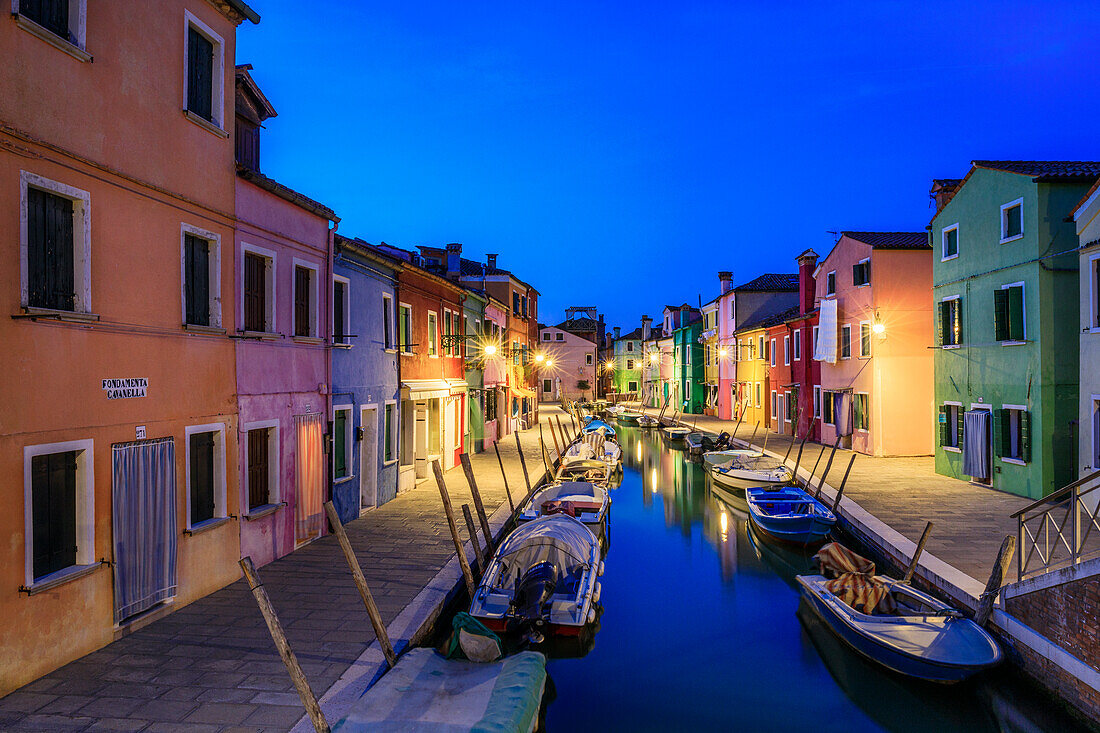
xmin=556 ymin=332 xmax=564 ymax=341
xmin=1090 ymin=253 xmax=1100 ymax=333
xmin=941 ymin=223 xmax=960 ymax=262
xmin=332 ymin=404 xmax=354 ymax=481
xmin=292 ymin=258 xmax=321 ymax=339
xmin=1000 ymin=198 xmax=1024 ymax=244
xmin=543 ymin=332 xmax=551 ymax=341
xmin=769 ymin=338 xmax=777 ymax=367
xmin=854 ymin=257 xmax=871 ymax=287
xmin=427 ymin=311 xmax=439 ymax=357
xmin=854 ymin=392 xmax=870 ymax=432
xmin=442 ymin=307 xmax=453 ymax=357
xmin=13 ymin=0 xmax=89 ymax=58
xmin=943 ymin=400 xmax=963 ymax=453
xmin=19 ymin=171 xmax=92 ymax=314
xmin=941 ymin=294 xmax=962 ymax=349
xmin=758 ymin=335 xmax=765 ymax=360
xmin=793 ymin=328 xmax=801 ymax=361
xmin=383 ymin=399 xmax=399 ymax=466
xmin=184 ymin=423 xmax=228 ymax=530
xmin=242 ymin=419 xmax=280 ymax=511
xmin=586 ymin=353 xmax=593 ymax=365
xmin=813 ymin=386 xmax=822 ymax=419
xmin=822 ymin=390 xmax=836 ymax=426
xmin=1000 ymin=403 xmax=1028 ymax=465
xmin=841 ymin=323 xmax=852 ymax=360
xmin=770 ymin=390 xmax=777 ymax=420
xmin=755 ymin=382 xmax=762 ymax=408
xmin=812 ymin=326 xmax=820 ymax=353
xmin=379 ymin=291 xmax=395 ymax=351
xmin=398 ymin=302 xmax=413 ymax=356
xmin=783 ymin=335 xmax=790 ymax=365
xmin=240 ymin=242 xmax=277 ymax=333
xmin=180 ymin=223 xmax=222 ymax=328
xmin=23 ymin=439 xmax=96 ymax=588
xmin=859 ymin=320 xmax=871 ymax=358
xmin=826 ymin=270 xmax=837 ymax=296
xmin=330 ymin=274 xmax=351 ymax=346
xmin=1000 ymin=281 xmax=1027 ymax=346
xmin=182 ymin=10 xmax=227 ymax=133
xmin=1092 ymin=396 xmax=1100 ymax=471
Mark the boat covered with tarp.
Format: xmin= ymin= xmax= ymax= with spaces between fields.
xmin=745 ymin=485 xmax=835 ymax=543
xmin=797 ymin=542 xmax=1002 ymax=683
xmin=470 ymin=514 xmax=603 ymax=638
xmin=581 ymin=417 xmax=617 ymax=438
xmin=517 ymin=479 xmax=610 ymax=547
xmin=564 ymin=427 xmax=622 ymax=469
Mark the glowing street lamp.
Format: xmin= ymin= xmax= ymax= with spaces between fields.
xmin=872 ymin=322 xmax=886 ymax=335
xmin=483 ymin=343 xmax=497 ymax=356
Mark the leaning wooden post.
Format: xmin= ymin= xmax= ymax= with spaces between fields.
xmin=748 ymin=422 xmax=760 ymax=447
xmin=239 ymin=557 xmax=330 ymax=733
xmin=812 ymin=436 xmax=842 ymax=499
xmin=975 ymin=535 xmax=1017 ymax=626
xmin=492 ymin=442 xmax=516 ymax=514
xmin=461 ymin=504 xmax=486 ymax=572
xmin=547 ymin=421 xmax=563 ymax=461
xmin=539 ymin=435 xmax=552 ymax=480
xmin=459 ymin=454 xmax=494 ymax=555
xmin=555 ymin=415 xmax=571 ymax=447
xmin=784 ymin=405 xmax=803 ymax=462
xmin=569 ymin=411 xmax=577 ymax=434
xmin=806 ymin=446 xmax=825 ymax=492
xmin=762 ymin=428 xmax=770 ymax=454
xmin=432 ymin=460 xmax=477 ymax=599
xmin=903 ymin=522 xmax=935 ymax=583
xmin=322 ymin=502 xmax=397 ymax=668
xmin=514 ymin=430 xmax=532 ymax=495
xmin=831 ymin=454 xmax=856 ymax=513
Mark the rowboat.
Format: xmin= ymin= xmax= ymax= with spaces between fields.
xmin=708 ymin=458 xmax=792 ymax=488
xmin=563 ymin=428 xmax=622 ymax=469
xmin=616 ymin=410 xmax=642 ymax=424
xmin=554 ymin=458 xmax=612 ymax=486
xmin=684 ymin=432 xmax=706 ymax=454
xmin=517 ymin=478 xmax=610 ymax=548
xmin=581 ymin=418 xmax=616 ymax=438
xmin=745 ymin=485 xmax=835 ymax=543
xmin=470 ymin=514 xmax=603 ymax=639
xmin=797 ymin=542 xmax=1002 ymax=683
xmin=637 ymin=415 xmax=659 ymax=429
xmin=662 ymin=425 xmax=692 ymax=441
xmin=702 ymin=448 xmax=763 ymax=468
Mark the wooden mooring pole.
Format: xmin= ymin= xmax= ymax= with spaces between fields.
xmin=555 ymin=415 xmax=571 ymax=447
xmin=514 ymin=430 xmax=532 ymax=496
xmin=749 ymin=422 xmax=760 ymax=447
xmin=805 ymin=446 xmax=825 ymax=491
xmin=903 ymin=522 xmax=935 ymax=583
xmin=460 ymin=453 xmax=493 ymax=555
xmin=322 ymin=502 xmax=397 ymax=668
xmin=239 ymin=557 xmax=330 ymax=733
xmin=461 ymin=504 xmax=485 ymax=572
xmin=432 ymin=460 xmax=477 ymax=599
xmin=831 ymin=454 xmax=856 ymax=513
xmin=812 ymin=436 xmax=842 ymax=499
xmin=784 ymin=405 xmax=803 ymax=462
xmin=975 ymin=535 xmax=1016 ymax=626
xmin=539 ymin=434 xmax=553 ymax=480
xmin=547 ymin=420 xmax=563 ymax=460
xmin=492 ymin=442 xmax=515 ymax=515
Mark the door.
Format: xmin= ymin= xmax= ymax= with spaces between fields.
xmin=360 ymin=406 xmax=378 ymax=510
xmin=112 ymin=438 xmax=177 ymax=623
xmin=963 ymin=408 xmax=993 ymax=485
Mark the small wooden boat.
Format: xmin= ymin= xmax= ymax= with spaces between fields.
xmin=684 ymin=432 xmax=706 ymax=454
xmin=797 ymin=543 xmax=1002 ymax=683
xmin=554 ymin=458 xmax=612 ymax=486
xmin=745 ymin=485 xmax=835 ymax=543
xmin=709 ymin=458 xmax=792 ymax=488
xmin=662 ymin=425 xmax=692 ymax=441
xmin=563 ymin=429 xmax=622 ymax=469
xmin=637 ymin=415 xmax=659 ymax=429
xmin=703 ymin=448 xmax=764 ymax=468
xmin=333 ymin=647 xmax=547 ymax=732
xmin=517 ymin=479 xmax=610 ymax=547
xmin=616 ymin=410 xmax=642 ymax=425
xmin=581 ymin=418 xmax=616 ymax=438
xmin=470 ymin=514 xmax=603 ymax=639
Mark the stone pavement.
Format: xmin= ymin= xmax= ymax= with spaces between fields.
xmin=646 ymin=406 xmax=1029 ymax=585
xmin=0 ymin=408 xmax=573 ymax=733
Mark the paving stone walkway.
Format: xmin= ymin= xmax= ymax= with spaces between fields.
xmin=0 ymin=409 xmax=572 ymax=733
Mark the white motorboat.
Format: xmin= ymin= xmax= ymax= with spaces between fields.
xmin=708 ymin=456 xmax=792 ymax=488
xmin=554 ymin=459 xmax=612 ymax=486
xmin=562 ymin=428 xmax=622 ymax=469
xmin=703 ymin=448 xmax=765 ymax=468
xmin=517 ymin=479 xmax=610 ymax=547
xmin=469 ymin=514 xmax=603 ymax=639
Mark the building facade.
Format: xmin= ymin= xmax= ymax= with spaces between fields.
xmin=462 ymin=290 xmax=487 ymax=453
xmin=539 ymin=325 xmax=597 ymax=401
xmin=610 ymin=326 xmax=644 ymax=398
xmin=482 ymin=298 xmax=509 ymax=445
xmin=701 ymin=298 xmax=720 ymax=415
xmin=930 ymin=162 xmax=1098 ymax=498
xmin=1073 ymin=181 xmax=1100 ymax=479
xmin=672 ymin=305 xmax=705 ymax=414
xmin=787 ymin=250 xmax=821 ymax=442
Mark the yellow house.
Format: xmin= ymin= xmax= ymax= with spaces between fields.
xmin=734 ymin=323 xmax=772 ymax=432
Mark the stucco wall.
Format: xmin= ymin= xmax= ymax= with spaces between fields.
xmin=1077 ymin=192 xmax=1100 ymax=477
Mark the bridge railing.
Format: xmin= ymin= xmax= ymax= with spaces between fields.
xmin=1012 ymin=470 xmax=1100 ymax=581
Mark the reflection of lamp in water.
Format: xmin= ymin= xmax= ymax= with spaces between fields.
xmin=720 ymin=510 xmax=728 ymax=538
xmin=650 ymin=468 xmax=657 ymax=492
xmin=636 ymin=442 xmax=642 ymax=461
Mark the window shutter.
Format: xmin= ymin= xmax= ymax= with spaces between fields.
xmin=28 ymin=189 xmax=76 ymax=311
xmin=938 ymin=405 xmax=948 ymax=446
xmin=31 ymin=451 xmax=77 ymax=579
xmin=993 ymin=289 xmax=1009 ymax=341
xmin=1020 ymin=411 xmax=1031 ymax=462
xmin=294 ymin=267 xmax=311 ymax=337
xmin=189 ymin=432 xmax=215 ymax=525
xmin=247 ymin=430 xmax=269 ymax=509
xmin=244 ymin=253 xmax=265 ymax=331
xmin=956 ymin=409 xmax=965 ymax=450
xmin=938 ymin=302 xmax=948 ymax=345
xmin=993 ymin=409 xmax=1006 ymax=458
xmin=184 ymin=235 xmax=209 ymax=326
xmin=333 ymin=282 xmax=345 ymax=344
xmin=1007 ymin=286 xmax=1025 ymax=341
xmin=187 ymin=28 xmax=214 ymax=121
xmin=955 ymin=300 xmax=964 ymax=345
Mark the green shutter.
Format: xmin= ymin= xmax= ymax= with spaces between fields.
xmin=1020 ymin=410 xmax=1031 ymax=462
xmin=938 ymin=405 xmax=948 ymax=446
xmin=1007 ymin=286 xmax=1025 ymax=341
xmin=938 ymin=302 xmax=947 ymax=345
xmin=993 ymin=289 xmax=1009 ymax=342
xmin=993 ymin=409 xmax=1007 ymax=458
xmin=954 ymin=299 xmax=964 ymax=345
xmin=956 ymin=408 xmax=965 ymax=449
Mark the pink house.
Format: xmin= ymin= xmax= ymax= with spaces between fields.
xmin=716 ymin=272 xmax=737 ymax=420
xmin=482 ymin=297 xmax=509 ymax=446
xmin=813 ymin=232 xmax=933 ymax=456
xmin=234 ymin=67 xmax=337 ymax=567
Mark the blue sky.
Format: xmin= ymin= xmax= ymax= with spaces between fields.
xmin=238 ymin=1 xmax=1100 ymax=329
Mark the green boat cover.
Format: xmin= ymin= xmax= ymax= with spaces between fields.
xmin=444 ymin=612 xmax=503 ymax=662
xmin=333 ymin=647 xmax=547 ymax=733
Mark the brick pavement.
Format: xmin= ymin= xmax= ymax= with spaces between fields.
xmin=0 ymin=409 xmax=571 ymax=733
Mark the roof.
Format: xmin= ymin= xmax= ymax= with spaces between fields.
xmin=333 ymin=235 xmax=404 ymax=272
xmin=236 ymin=167 xmax=337 ymax=221
xmin=616 ymin=327 xmax=644 ymax=341
xmin=208 ymin=0 xmax=260 ymax=24
xmin=973 ymin=161 xmax=1100 ymax=180
xmin=733 ymin=305 xmax=801 ymax=335
xmin=841 ymin=231 xmax=929 ymax=250
xmin=1072 ymin=178 xmax=1100 ymax=220
xmin=734 ymin=273 xmax=799 ymax=292
xmin=235 ymin=65 xmax=276 ymax=122
xmin=557 ymin=317 xmax=600 ymax=333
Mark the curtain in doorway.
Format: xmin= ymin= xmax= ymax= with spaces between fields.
xmin=834 ymin=391 xmax=853 ymax=436
xmin=963 ymin=410 xmax=990 ymax=479
xmin=112 ymin=438 xmax=177 ymax=623
xmin=295 ymin=413 xmax=324 ymax=542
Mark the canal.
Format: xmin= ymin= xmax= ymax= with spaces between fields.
xmin=537 ymin=425 xmax=1086 ymax=732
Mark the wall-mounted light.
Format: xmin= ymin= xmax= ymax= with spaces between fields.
xmin=872 ymin=322 xmax=886 ymax=335
xmin=484 ymin=344 xmax=498 ymax=356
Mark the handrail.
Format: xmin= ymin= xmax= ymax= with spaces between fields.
xmin=1011 ymin=469 xmax=1100 ymax=519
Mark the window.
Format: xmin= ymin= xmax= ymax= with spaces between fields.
xmin=771 ymin=390 xmax=777 ymax=420
xmin=522 ymin=295 xmax=528 ymax=318
xmin=245 ymin=424 xmax=277 ymax=511
xmin=586 ymin=353 xmax=593 ymax=365
xmin=840 ymin=324 xmax=851 ymax=359
xmin=26 ymin=441 xmax=94 ymax=582
xmin=997 ymin=407 xmax=1031 ymax=463
xmin=399 ymin=304 xmax=412 ymax=353
xmin=755 ymin=382 xmax=762 ymax=407
xmin=629 ymin=381 xmax=638 ymax=392
xmin=942 ymin=224 xmax=959 ymax=260
xmin=826 ymin=271 xmax=836 ymax=296
xmin=859 ymin=322 xmax=871 ymax=358
xmin=332 ymin=278 xmax=348 ymax=345
xmin=236 ymin=118 xmax=260 ymax=172
xmin=186 ymin=424 xmax=226 ymax=529
xmin=793 ymin=329 xmax=801 ymax=360
xmin=813 ymin=386 xmax=822 ymax=418
xmin=427 ymin=312 xmax=439 ymax=356
xmin=16 ymin=0 xmax=88 ymax=56
xmin=1001 ymin=199 xmax=1023 ymax=242
xmin=627 ymin=342 xmax=634 ymax=352
xmin=180 ymin=226 xmax=220 ymax=328
xmin=995 ymin=283 xmax=1025 ymax=343
xmin=556 ymin=332 xmax=563 ymax=341
xmin=627 ymin=359 xmax=635 ymax=370
xmin=21 ymin=173 xmax=91 ymax=313
xmin=769 ymin=339 xmax=777 ymax=367
xmin=783 ymin=335 xmax=790 ymax=365
xmin=787 ymin=387 xmax=799 ymax=421
xmin=854 ymin=393 xmax=869 ymax=431
xmin=853 ymin=259 xmax=870 ymax=287
xmin=333 ymin=408 xmax=351 ymax=479
xmin=939 ymin=403 xmax=963 ymax=450
xmin=485 ymin=390 xmax=497 ymax=422
xmin=1092 ymin=255 xmax=1100 ymax=329
xmin=543 ymin=379 xmax=552 ymax=393
xmin=293 ymin=264 xmax=318 ymax=338
xmin=513 ymin=292 xmax=521 ymax=314
xmin=939 ymin=297 xmax=963 ymax=346
xmin=184 ymin=13 xmax=225 ymax=130
xmin=384 ymin=401 xmax=397 ymax=464
xmin=453 ymin=312 xmax=463 ymax=357
xmin=758 ymin=335 xmax=765 ymax=360
xmin=822 ymin=391 xmax=836 ymax=425
xmin=812 ymin=326 xmax=820 ymax=353
xmin=543 ymin=332 xmax=551 ymax=341
xmin=442 ymin=309 xmax=452 ymax=356
xmin=242 ymin=246 xmax=275 ymax=332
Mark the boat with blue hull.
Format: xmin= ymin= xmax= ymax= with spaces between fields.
xmin=745 ymin=485 xmax=836 ymax=544
xmin=581 ymin=418 xmax=616 ymax=438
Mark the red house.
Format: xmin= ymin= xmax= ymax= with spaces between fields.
xmin=787 ymin=249 xmax=821 ymax=441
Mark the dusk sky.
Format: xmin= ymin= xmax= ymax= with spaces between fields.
xmin=238 ymin=1 xmax=1100 ymax=329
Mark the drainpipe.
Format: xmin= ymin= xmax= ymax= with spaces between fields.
xmin=326 ymin=218 xmax=338 ymax=523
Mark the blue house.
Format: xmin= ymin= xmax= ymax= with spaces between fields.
xmin=331 ymin=235 xmax=403 ymax=523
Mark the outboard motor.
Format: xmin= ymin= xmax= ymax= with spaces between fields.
xmin=509 ymin=561 xmax=559 ymax=644
xmin=714 ymin=431 xmax=731 ymax=450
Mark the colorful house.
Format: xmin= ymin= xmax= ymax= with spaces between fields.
xmin=610 ymin=326 xmax=644 ymax=398
xmin=1072 ymin=180 xmax=1100 ymax=478
xmin=734 ymin=318 xmax=773 ymax=430
xmin=330 ymin=236 xmax=402 ymax=523
xmin=640 ymin=316 xmax=663 ymax=407
xmin=539 ymin=325 xmax=597 ymax=401
xmin=701 ymin=297 xmax=721 ymax=415
xmin=813 ymin=232 xmax=933 ymax=456
xmin=672 ymin=305 xmax=705 ymax=414
xmin=930 ymin=161 xmax=1100 ymax=498
xmin=0 ymin=0 xmax=257 ymax=693
xmin=765 ymin=307 xmax=801 ymax=435
xmin=482 ymin=297 xmax=509 ymax=445
xmin=787 ymin=250 xmax=821 ymax=441
xmin=462 ymin=290 xmax=487 ymax=453
xmin=234 ymin=67 xmax=337 ymax=567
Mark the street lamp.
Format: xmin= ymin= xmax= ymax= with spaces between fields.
xmin=872 ymin=322 xmax=886 ymax=334
xmin=483 ymin=343 xmax=497 ymax=356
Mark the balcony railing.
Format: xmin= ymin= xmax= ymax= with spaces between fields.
xmin=1012 ymin=469 xmax=1100 ymax=581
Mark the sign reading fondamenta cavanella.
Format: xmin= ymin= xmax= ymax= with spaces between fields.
xmin=102 ymin=378 xmax=148 ymax=399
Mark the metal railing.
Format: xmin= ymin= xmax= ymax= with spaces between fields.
xmin=1012 ymin=470 xmax=1100 ymax=581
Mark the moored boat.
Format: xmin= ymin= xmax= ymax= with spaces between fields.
xmin=554 ymin=458 xmax=612 ymax=486
xmin=517 ymin=478 xmax=611 ymax=548
xmin=581 ymin=418 xmax=616 ymax=438
xmin=709 ymin=457 xmax=792 ymax=488
xmin=637 ymin=415 xmax=659 ymax=429
xmin=563 ymin=428 xmax=622 ymax=469
xmin=745 ymin=485 xmax=836 ymax=543
xmin=703 ymin=448 xmax=764 ymax=468
xmin=616 ymin=410 xmax=642 ymax=424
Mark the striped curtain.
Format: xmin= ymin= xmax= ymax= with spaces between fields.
xmin=112 ymin=438 xmax=177 ymax=623
xmin=295 ymin=413 xmax=324 ymax=542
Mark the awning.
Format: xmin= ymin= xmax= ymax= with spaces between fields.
xmin=446 ymin=378 xmax=467 ymax=396
xmin=401 ymin=379 xmax=452 ymax=399
xmin=511 ymin=385 xmax=536 ymax=399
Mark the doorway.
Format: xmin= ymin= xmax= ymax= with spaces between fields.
xmin=964 ymin=405 xmax=993 ymax=486
xmin=360 ymin=405 xmax=378 ymax=511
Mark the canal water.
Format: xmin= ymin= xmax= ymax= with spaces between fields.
xmin=538 ymin=425 xmax=1085 ymax=732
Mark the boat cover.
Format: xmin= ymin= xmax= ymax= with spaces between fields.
xmin=814 ymin=542 xmax=895 ymax=615
xmin=333 ymin=647 xmax=546 ymax=732
xmin=495 ymin=515 xmax=596 ymax=563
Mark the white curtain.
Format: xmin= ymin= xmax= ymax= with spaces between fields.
xmin=963 ymin=411 xmax=990 ymax=480
xmin=296 ymin=414 xmax=324 ymax=542
xmin=815 ymin=298 xmax=838 ymax=363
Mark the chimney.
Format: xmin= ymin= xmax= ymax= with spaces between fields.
xmin=614 ymin=326 xmax=621 ymax=340
xmin=679 ymin=304 xmax=689 ymax=329
xmin=796 ymin=249 xmax=818 ymax=313
xmin=641 ymin=315 xmax=651 ymax=342
xmin=446 ymin=243 xmax=462 ymax=278
xmin=719 ymin=271 xmax=733 ymax=294
xmin=486 ymin=253 xmax=498 ymax=270
xmin=930 ymin=179 xmax=961 ymax=213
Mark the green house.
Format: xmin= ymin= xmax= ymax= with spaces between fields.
xmin=672 ymin=306 xmax=706 ymax=414
xmin=930 ymin=161 xmax=1100 ymax=498
xmin=611 ymin=325 xmax=644 ymax=397
xmin=462 ymin=291 xmax=487 ymax=452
